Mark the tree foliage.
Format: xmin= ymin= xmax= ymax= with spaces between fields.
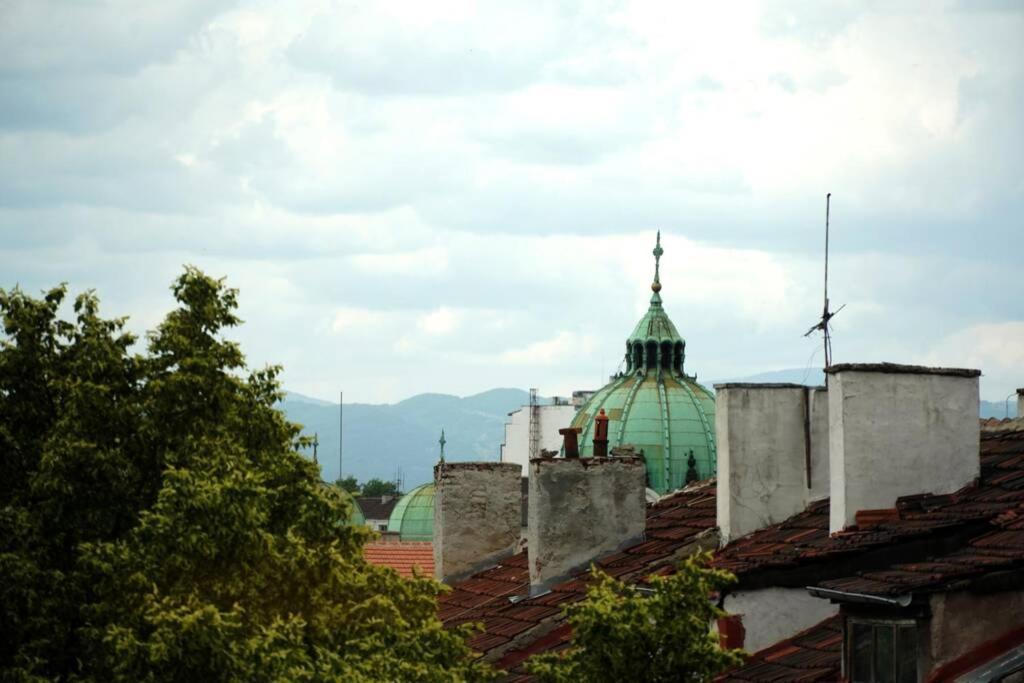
xmin=336 ymin=475 xmax=361 ymax=494
xmin=527 ymin=552 xmax=743 ymax=682
xmin=361 ymin=478 xmax=401 ymax=497
xmin=0 ymin=268 xmax=491 ymax=682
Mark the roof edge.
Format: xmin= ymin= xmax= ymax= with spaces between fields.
xmin=825 ymin=362 xmax=981 ymax=377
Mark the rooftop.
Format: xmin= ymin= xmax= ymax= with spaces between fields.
xmin=363 ymin=541 xmax=434 ymax=578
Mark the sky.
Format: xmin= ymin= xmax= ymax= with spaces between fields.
xmin=1 ymin=0 xmax=1022 ymax=404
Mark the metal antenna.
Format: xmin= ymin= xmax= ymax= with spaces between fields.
xmin=804 ymin=193 xmax=845 ymax=368
xmin=344 ymin=389 xmax=348 ymax=481
xmin=312 ymin=432 xmax=319 ymax=465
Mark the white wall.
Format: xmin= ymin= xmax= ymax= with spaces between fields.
xmin=723 ymin=587 xmax=838 ymax=653
xmin=716 ymin=385 xmax=812 ymax=544
xmin=499 ymin=403 xmax=578 ymax=474
xmin=808 ymin=387 xmax=830 ymax=502
xmin=829 ymin=366 xmax=980 ymax=533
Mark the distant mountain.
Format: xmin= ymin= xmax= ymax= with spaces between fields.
xmin=279 ymin=375 xmax=1016 ymax=490
xmin=278 ymin=388 xmax=536 ymax=489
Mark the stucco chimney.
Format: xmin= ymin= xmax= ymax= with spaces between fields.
xmin=528 ymin=454 xmax=646 ymax=591
xmin=715 ymin=384 xmax=828 ymax=544
xmin=828 ymin=363 xmax=981 ymax=534
xmin=1018 ymin=388 xmax=1024 ymax=419
xmin=433 ymin=461 xmax=522 ymax=583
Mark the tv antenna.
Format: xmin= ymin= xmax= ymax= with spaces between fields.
xmin=804 ymin=193 xmax=845 ymax=368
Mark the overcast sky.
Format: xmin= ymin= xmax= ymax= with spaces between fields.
xmin=1 ymin=0 xmax=1022 ymax=404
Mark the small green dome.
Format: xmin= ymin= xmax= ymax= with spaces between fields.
xmin=342 ymin=490 xmax=366 ymax=527
xmin=387 ymin=483 xmax=435 ymax=541
xmin=571 ymin=232 xmax=716 ymax=494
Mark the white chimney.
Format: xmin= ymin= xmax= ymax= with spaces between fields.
xmin=528 ymin=455 xmax=646 ymax=591
xmin=715 ymin=384 xmax=828 ymax=544
xmin=828 ymin=363 xmax=980 ymax=534
xmin=433 ymin=462 xmax=522 ymax=583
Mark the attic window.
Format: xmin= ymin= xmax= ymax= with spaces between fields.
xmin=847 ymin=619 xmax=917 ymax=683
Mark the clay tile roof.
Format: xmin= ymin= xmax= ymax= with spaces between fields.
xmin=437 ymin=480 xmax=718 ymax=671
xmin=364 ymin=541 xmax=434 ymax=578
xmin=713 ymin=429 xmax=1024 ymax=584
xmin=718 ymin=614 xmax=842 ymax=682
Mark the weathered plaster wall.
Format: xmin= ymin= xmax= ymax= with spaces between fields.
xmin=927 ymin=589 xmax=1024 ymax=674
xmin=808 ymin=387 xmax=830 ymax=502
xmin=500 ymin=404 xmax=578 ymax=474
xmin=829 ymin=366 xmax=980 ymax=533
xmin=433 ymin=461 xmax=522 ymax=583
xmin=715 ymin=384 xmax=811 ymax=544
xmin=528 ymin=456 xmax=646 ymax=589
xmin=723 ymin=587 xmax=838 ymax=653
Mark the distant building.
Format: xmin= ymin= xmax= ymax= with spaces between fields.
xmin=356 ymin=495 xmax=399 ymax=532
xmin=499 ymin=394 xmax=579 ymax=474
xmin=387 ymin=483 xmax=434 ymax=541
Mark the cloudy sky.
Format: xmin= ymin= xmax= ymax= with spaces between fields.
xmin=1 ymin=0 xmax=1022 ymax=404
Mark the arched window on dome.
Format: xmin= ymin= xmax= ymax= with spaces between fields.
xmin=633 ymin=343 xmax=643 ymax=374
xmin=660 ymin=341 xmax=672 ymax=371
xmin=674 ymin=342 xmax=684 ymax=374
xmin=645 ymin=341 xmax=657 ymax=372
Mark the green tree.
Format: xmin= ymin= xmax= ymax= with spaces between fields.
xmin=361 ymin=477 xmax=400 ymax=497
xmin=336 ymin=475 xmax=361 ymax=494
xmin=0 ymin=268 xmax=492 ymax=682
xmin=527 ymin=552 xmax=743 ymax=682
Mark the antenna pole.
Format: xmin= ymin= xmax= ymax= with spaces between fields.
xmin=344 ymin=389 xmax=348 ymax=481
xmin=824 ymin=193 xmax=831 ymax=368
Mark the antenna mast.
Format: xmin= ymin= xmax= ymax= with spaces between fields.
xmin=804 ymin=193 xmax=845 ymax=368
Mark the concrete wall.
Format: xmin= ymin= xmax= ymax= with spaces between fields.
xmin=528 ymin=455 xmax=646 ymax=590
xmin=500 ymin=404 xmax=579 ymax=474
xmin=926 ymin=589 xmax=1024 ymax=674
xmin=433 ymin=461 xmax=522 ymax=583
xmin=808 ymin=387 xmax=830 ymax=502
xmin=828 ymin=364 xmax=980 ymax=533
xmin=723 ymin=587 xmax=838 ymax=653
xmin=715 ymin=384 xmax=815 ymax=544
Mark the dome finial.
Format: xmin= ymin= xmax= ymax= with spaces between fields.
xmin=438 ymin=428 xmax=446 ymax=462
xmin=651 ymin=230 xmax=663 ymax=296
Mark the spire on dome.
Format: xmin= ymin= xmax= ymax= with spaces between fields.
xmin=651 ymin=231 xmax=664 ymax=304
xmin=438 ymin=429 xmax=446 ymax=462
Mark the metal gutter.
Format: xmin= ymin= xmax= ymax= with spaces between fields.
xmin=806 ymin=586 xmax=913 ymax=607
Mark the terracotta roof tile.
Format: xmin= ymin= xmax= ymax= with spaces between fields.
xmin=719 ymin=615 xmax=843 ymax=682
xmin=364 ymin=541 xmax=434 ymax=578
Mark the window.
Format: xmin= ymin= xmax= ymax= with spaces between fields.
xmin=848 ymin=619 xmax=917 ymax=683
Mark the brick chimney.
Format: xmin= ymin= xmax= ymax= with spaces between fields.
xmin=715 ymin=384 xmax=829 ymax=544
xmin=828 ymin=363 xmax=980 ymax=534
xmin=433 ymin=461 xmax=523 ymax=583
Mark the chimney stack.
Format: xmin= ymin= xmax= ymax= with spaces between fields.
xmin=433 ymin=461 xmax=522 ymax=583
xmin=715 ymin=384 xmax=828 ymax=544
xmin=593 ymin=408 xmax=609 ymax=457
xmin=528 ymin=413 xmax=646 ymax=590
xmin=1018 ymin=388 xmax=1024 ymax=419
xmin=828 ymin=363 xmax=980 ymax=534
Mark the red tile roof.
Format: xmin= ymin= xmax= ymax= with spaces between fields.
xmin=718 ymin=615 xmax=842 ymax=682
xmin=438 ymin=481 xmax=718 ymax=669
xmin=364 ymin=541 xmax=434 ymax=578
xmin=440 ymin=428 xmax=1024 ymax=675
xmin=713 ymin=429 xmax=1024 ymax=586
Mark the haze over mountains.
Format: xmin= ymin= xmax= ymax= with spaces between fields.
xmin=280 ymin=368 xmax=1018 ymax=488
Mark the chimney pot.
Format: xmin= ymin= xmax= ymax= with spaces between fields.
xmin=559 ymin=427 xmax=582 ymax=459
xmin=593 ymin=409 xmax=610 ymax=457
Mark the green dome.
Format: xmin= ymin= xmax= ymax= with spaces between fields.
xmin=387 ymin=483 xmax=435 ymax=541
xmin=342 ymin=490 xmax=366 ymax=527
xmin=571 ymin=232 xmax=716 ymax=494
